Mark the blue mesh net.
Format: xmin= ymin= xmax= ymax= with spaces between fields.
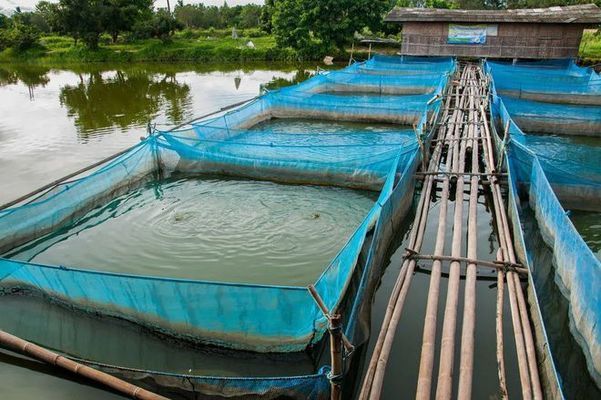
xmin=486 ymin=59 xmax=601 ymax=105
xmin=499 ymin=96 xmax=601 ymax=136
xmin=490 ymin=88 xmax=601 ymax=207
xmin=0 ymin=55 xmax=455 ymax=397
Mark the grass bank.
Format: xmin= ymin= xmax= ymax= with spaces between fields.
xmin=2 ymin=29 xmax=598 ymax=65
xmin=0 ymin=32 xmax=301 ymax=64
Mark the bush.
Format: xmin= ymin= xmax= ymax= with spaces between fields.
xmin=1 ymin=25 xmax=41 ymax=51
xmin=239 ymin=28 xmax=266 ymax=38
xmin=176 ymin=28 xmax=200 ymax=40
xmin=131 ymin=20 xmax=154 ymax=40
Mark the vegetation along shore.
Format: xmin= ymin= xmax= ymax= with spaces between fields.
xmin=0 ymin=0 xmax=600 ymax=64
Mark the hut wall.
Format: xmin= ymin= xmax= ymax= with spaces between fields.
xmin=401 ymin=22 xmax=584 ymax=58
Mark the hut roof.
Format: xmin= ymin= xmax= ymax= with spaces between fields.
xmin=385 ymin=4 xmax=601 ymax=24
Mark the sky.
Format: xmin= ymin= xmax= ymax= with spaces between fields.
xmin=0 ymin=0 xmax=262 ymax=14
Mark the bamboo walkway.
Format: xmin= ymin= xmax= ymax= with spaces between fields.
xmin=358 ymin=63 xmax=542 ymax=400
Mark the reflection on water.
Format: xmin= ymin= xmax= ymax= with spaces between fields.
xmin=0 ymin=63 xmax=312 ymax=205
xmin=59 ymin=70 xmax=192 ymax=136
xmin=0 ymin=64 xmax=50 ymax=100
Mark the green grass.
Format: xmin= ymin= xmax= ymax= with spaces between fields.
xmin=579 ymin=30 xmax=601 ymax=65
xmin=4 ymin=29 xmax=598 ymax=65
xmin=0 ymin=31 xmax=300 ymax=64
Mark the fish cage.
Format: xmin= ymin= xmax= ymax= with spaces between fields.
xmin=0 ymin=56 xmax=455 ymax=399
xmin=487 ymin=59 xmax=601 ymax=395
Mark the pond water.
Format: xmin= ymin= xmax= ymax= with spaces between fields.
xmin=568 ymin=210 xmax=601 ymax=259
xmin=0 ymin=62 xmax=318 ymax=399
xmin=7 ymin=176 xmax=375 ymax=285
xmin=0 ymin=62 xmax=313 ymax=205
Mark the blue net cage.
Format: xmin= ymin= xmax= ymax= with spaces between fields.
xmin=0 ymin=56 xmax=456 ymax=398
xmin=487 ymin=60 xmax=601 ymax=390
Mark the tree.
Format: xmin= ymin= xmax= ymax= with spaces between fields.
xmin=260 ymin=0 xmax=275 ymax=33
xmin=272 ymin=0 xmax=391 ymax=57
xmin=0 ymin=23 xmax=41 ymax=51
xmin=150 ymin=9 xmax=182 ymax=43
xmin=35 ymin=2 xmax=62 ymax=32
xmin=57 ymin=0 xmax=106 ymax=48
xmin=102 ymin=0 xmax=153 ymax=42
xmin=238 ymin=4 xmax=262 ymax=28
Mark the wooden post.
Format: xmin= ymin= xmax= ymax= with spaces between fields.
xmin=307 ymin=285 xmax=349 ymax=400
xmin=329 ymin=314 xmax=343 ymax=400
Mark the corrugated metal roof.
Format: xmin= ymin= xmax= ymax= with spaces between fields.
xmin=385 ymin=4 xmax=601 ymax=24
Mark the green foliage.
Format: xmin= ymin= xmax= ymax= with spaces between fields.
xmin=172 ymin=2 xmax=263 ymax=30
xmin=272 ymin=0 xmax=391 ymax=59
xmin=150 ymin=10 xmax=183 ymax=44
xmin=260 ymin=0 xmax=275 ymax=33
xmin=103 ymin=0 xmax=153 ymax=43
xmin=35 ymin=2 xmax=62 ymax=33
xmin=51 ymin=0 xmax=153 ymax=49
xmin=0 ymin=24 xmax=42 ymax=51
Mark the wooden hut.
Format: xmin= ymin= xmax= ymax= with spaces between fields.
xmin=385 ymin=4 xmax=601 ymax=59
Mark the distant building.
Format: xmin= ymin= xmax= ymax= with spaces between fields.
xmin=385 ymin=4 xmax=601 ymax=59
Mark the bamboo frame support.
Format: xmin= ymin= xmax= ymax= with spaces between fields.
xmin=496 ymin=248 xmax=509 ymax=399
xmin=406 ymin=252 xmax=527 ymax=275
xmin=457 ymin=75 xmax=481 ymax=399
xmin=359 ymin=64 xmax=542 ymax=400
xmin=0 ymin=330 xmax=167 ymax=400
xmin=480 ymin=104 xmax=543 ymax=399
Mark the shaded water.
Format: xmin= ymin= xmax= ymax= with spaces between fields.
xmin=521 ymin=208 xmax=601 ymax=399
xmin=362 ymin=190 xmax=522 ymax=399
xmin=7 ymin=176 xmax=375 ymax=285
xmin=0 ymin=295 xmax=316 ymax=377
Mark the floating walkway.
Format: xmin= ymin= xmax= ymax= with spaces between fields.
xmin=359 ymin=63 xmax=543 ymax=399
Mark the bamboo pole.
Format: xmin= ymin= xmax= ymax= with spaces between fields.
xmin=415 ymin=169 xmax=450 ymax=400
xmin=329 ymin=314 xmax=343 ymax=400
xmin=496 ymin=248 xmax=509 ymax=399
xmin=435 ymin=66 xmax=470 ymax=400
xmin=0 ymin=330 xmax=168 ymax=400
xmin=457 ymin=74 xmax=481 ymax=399
xmin=414 ymin=77 xmax=464 ymax=400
